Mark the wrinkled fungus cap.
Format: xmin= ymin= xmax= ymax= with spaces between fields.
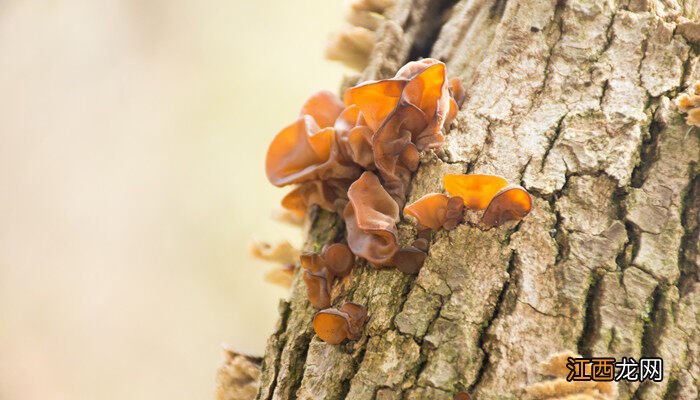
xmin=443 ymin=174 xmax=509 ymax=210
xmin=481 ymin=185 xmax=532 ymax=227
xmin=343 ymin=172 xmax=400 ymax=267
xmin=322 ymin=243 xmax=355 ymax=278
xmin=300 ymin=90 xmax=345 ymax=129
xmin=312 ymin=309 xmax=350 ymax=344
xmin=265 ymin=114 xmax=359 ymax=187
xmin=313 ymin=302 xmax=368 ymax=344
xmin=443 ymin=195 xmax=465 ymax=230
xmin=403 ymin=193 xmax=450 ymax=231
xmin=302 ymin=270 xmax=331 ymax=309
xmin=343 ymin=79 xmax=408 ymax=132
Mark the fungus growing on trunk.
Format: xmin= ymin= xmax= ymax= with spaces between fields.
xmin=338 ymin=301 xmax=368 ymax=338
xmin=393 ymin=246 xmax=428 ymax=275
xmin=396 ymin=59 xmax=452 ymax=150
xmin=404 ymin=193 xmax=463 ymax=231
xmin=334 ymin=104 xmax=375 ymax=169
xmin=480 ymin=185 xmax=532 ymax=228
xmin=302 ymin=269 xmax=331 ymax=309
xmin=300 ymin=243 xmax=355 ymax=306
xmin=322 ymin=243 xmax=355 ymax=279
xmin=312 ymin=309 xmax=350 ymax=344
xmin=280 ymin=179 xmax=353 ymax=216
xmin=343 ymin=171 xmax=400 ymax=267
xmin=443 ymin=174 xmax=509 ymax=210
xmin=300 ymin=252 xmax=326 ymax=273
xmin=344 ymin=79 xmax=407 ymax=132
xmin=265 ymin=116 xmax=359 ymax=187
xmin=312 ymin=302 xmax=368 ymax=344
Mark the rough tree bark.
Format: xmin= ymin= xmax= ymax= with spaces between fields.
xmin=248 ymin=0 xmax=700 ymax=399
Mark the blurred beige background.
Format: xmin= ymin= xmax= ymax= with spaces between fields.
xmin=0 ymin=1 xmax=346 ymax=399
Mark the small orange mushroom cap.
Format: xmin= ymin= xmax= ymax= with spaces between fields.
xmin=403 ymin=193 xmax=450 ymax=230
xmin=322 ymin=243 xmax=355 ymax=279
xmin=398 ymin=60 xmax=451 ymax=150
xmin=313 ymin=302 xmax=368 ymax=344
xmin=443 ymin=174 xmax=509 ymax=210
xmin=313 ymin=309 xmax=350 ymax=344
xmin=302 ymin=270 xmax=331 ymax=309
xmin=343 ymin=171 xmax=400 ymax=267
xmin=300 ymin=252 xmax=326 ymax=273
xmin=343 ymin=79 xmax=407 ymax=132
xmin=404 ymin=193 xmax=464 ymax=231
xmin=481 ymin=185 xmax=532 ymax=227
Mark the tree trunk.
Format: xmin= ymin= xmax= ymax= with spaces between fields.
xmin=252 ymin=0 xmax=700 ymax=399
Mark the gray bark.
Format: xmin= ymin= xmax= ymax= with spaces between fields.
xmin=253 ymin=0 xmax=700 ymax=399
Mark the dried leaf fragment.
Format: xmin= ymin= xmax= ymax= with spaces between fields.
xmin=216 ymin=348 xmax=261 ymax=400
xmin=325 ymin=27 xmax=375 ymax=71
xmin=264 ymin=265 xmax=294 ymax=289
xmin=249 ymin=240 xmax=299 ymax=265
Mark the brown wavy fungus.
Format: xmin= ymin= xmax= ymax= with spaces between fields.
xmin=301 ymin=243 xmax=356 ymax=310
xmin=403 ymin=174 xmax=532 ymax=233
xmin=453 ymin=392 xmax=472 ymax=400
xmin=265 ymin=59 xmax=468 ymax=344
xmin=313 ymin=302 xmax=368 ymax=344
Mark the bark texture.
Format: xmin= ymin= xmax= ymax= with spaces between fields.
xmin=255 ymin=0 xmax=700 ymax=398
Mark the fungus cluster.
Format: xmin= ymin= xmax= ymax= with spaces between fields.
xmin=676 ymin=81 xmax=700 ymax=127
xmin=404 ymin=174 xmax=532 ymax=232
xmin=264 ymin=58 xmax=535 ymax=345
xmin=265 ymin=58 xmax=465 ymax=344
xmin=266 ymin=58 xmax=464 ymax=274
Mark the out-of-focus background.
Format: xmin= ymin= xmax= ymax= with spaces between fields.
xmin=0 ymin=1 xmax=346 ymax=399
